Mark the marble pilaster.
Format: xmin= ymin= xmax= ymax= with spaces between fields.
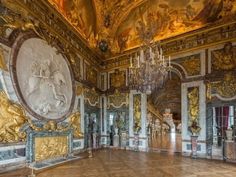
xmin=128 ymin=91 xmax=148 ymax=151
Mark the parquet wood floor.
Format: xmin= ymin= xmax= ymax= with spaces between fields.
xmin=149 ymin=133 xmax=182 ymax=152
xmin=1 ymin=149 xmax=236 ymax=177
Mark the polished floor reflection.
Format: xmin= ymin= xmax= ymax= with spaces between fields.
xmin=149 ymin=132 xmax=182 ymax=152
xmin=1 ymin=149 xmax=236 ymax=177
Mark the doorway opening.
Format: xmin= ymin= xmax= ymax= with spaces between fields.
xmin=212 ymin=105 xmax=235 ymax=159
xmin=147 ymin=73 xmax=182 ymax=153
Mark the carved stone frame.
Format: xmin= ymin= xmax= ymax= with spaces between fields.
xmin=9 ymin=31 xmax=76 ymax=122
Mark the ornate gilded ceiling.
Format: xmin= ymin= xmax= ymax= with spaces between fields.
xmin=31 ymin=0 xmax=236 ymax=57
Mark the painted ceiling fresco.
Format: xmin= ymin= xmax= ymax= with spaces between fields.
xmin=48 ymin=0 xmax=236 ymax=57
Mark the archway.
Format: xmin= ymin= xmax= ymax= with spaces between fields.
xmin=147 ymin=72 xmax=182 ymax=152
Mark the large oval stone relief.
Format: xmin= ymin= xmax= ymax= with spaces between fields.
xmin=11 ymin=37 xmax=74 ymax=121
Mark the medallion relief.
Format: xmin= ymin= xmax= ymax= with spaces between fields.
xmin=11 ymin=37 xmax=74 ymax=121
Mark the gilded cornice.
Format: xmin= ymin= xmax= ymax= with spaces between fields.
xmin=103 ymin=21 xmax=236 ymax=71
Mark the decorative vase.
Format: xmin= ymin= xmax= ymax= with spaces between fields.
xmin=226 ymin=129 xmax=233 ymax=141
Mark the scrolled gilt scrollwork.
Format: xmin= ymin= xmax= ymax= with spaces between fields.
xmin=27 ymin=119 xmax=73 ymax=133
xmin=208 ymin=72 xmax=236 ymax=100
xmin=84 ymin=87 xmax=100 ymax=106
xmin=107 ymin=89 xmax=128 ymax=108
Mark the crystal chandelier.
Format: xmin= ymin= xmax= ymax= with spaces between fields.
xmin=129 ymin=45 xmax=172 ymax=94
xmin=128 ymin=17 xmax=172 ymax=94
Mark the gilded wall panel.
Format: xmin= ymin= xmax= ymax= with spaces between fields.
xmin=211 ymin=42 xmax=236 ymax=71
xmin=179 ymin=54 xmax=201 ymax=76
xmin=35 ymin=136 xmax=68 ymax=162
xmin=110 ymin=69 xmax=126 ymax=88
xmin=187 ymin=87 xmax=201 ymax=134
xmin=86 ymin=66 xmax=98 ymax=86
